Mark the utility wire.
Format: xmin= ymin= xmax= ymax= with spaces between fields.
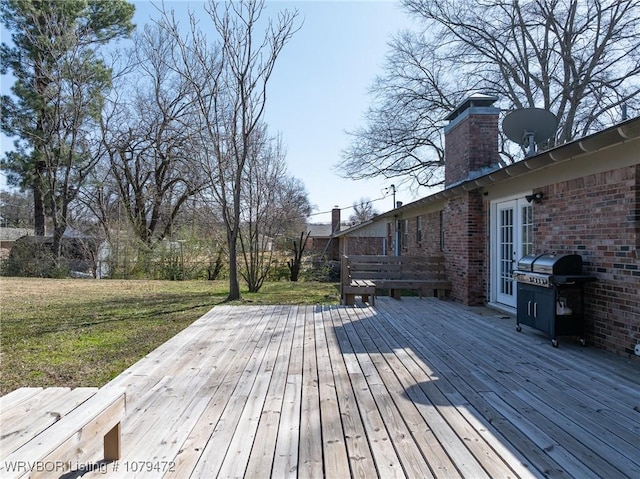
xmin=306 ymin=191 xmax=393 ymax=218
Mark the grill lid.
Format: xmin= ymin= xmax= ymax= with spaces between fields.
xmin=517 ymin=253 xmax=543 ymax=272
xmin=532 ymin=253 xmax=582 ymax=275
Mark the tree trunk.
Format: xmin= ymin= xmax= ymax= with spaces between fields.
xmin=288 ymin=231 xmax=310 ymax=282
xmin=52 ymin=224 xmax=65 ymax=263
xmin=226 ymin=229 xmax=241 ymax=301
xmin=33 ymin=185 xmax=46 ymax=236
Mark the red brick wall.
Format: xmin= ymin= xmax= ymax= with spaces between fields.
xmin=392 ymin=197 xmax=487 ymax=306
xmin=404 ymin=212 xmax=442 ymax=255
xmin=445 ymin=113 xmax=499 ymax=187
xmin=443 ymin=191 xmax=487 ymax=305
xmin=441 ymin=106 xmax=497 ymax=304
xmin=535 ymin=165 xmax=640 ymax=356
xmin=308 ymin=237 xmax=339 ymax=261
xmin=344 ymin=237 xmax=384 ymax=255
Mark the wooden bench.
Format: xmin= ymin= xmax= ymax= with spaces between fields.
xmin=341 ymin=254 xmax=452 ymax=304
xmin=0 ymin=387 xmax=126 ymax=478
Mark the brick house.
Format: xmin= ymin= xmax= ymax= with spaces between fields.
xmin=309 ymin=208 xmax=387 ymax=260
xmin=340 ymin=95 xmax=639 ymax=357
xmin=333 ymin=216 xmax=386 ymax=257
xmin=306 ymin=208 xmax=343 ymax=260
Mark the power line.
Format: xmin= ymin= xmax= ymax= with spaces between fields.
xmin=306 ymin=191 xmax=392 ymax=218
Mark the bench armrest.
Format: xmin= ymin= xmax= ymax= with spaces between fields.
xmin=1 ymin=388 xmax=126 ymax=478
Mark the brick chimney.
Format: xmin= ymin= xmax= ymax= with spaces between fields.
xmin=331 ymin=207 xmax=340 ymax=234
xmin=444 ymin=94 xmax=500 ymax=187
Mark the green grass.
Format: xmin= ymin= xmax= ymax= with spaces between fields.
xmin=0 ymin=278 xmax=339 ymax=395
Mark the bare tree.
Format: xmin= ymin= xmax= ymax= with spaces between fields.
xmin=238 ymin=126 xmax=284 ymax=292
xmin=100 ymin=25 xmax=204 ymax=249
xmin=0 ymin=190 xmax=34 ymax=228
xmin=348 ymin=198 xmax=379 ymax=226
xmin=76 ymin=163 xmax=120 ymax=242
xmin=238 ymin=127 xmax=312 ymax=291
xmin=339 ymin=0 xmax=640 ymax=190
xmin=287 ymin=231 xmax=310 ymax=282
xmin=161 ymin=0 xmax=300 ymax=300
xmin=271 ymin=175 xmax=313 ymax=244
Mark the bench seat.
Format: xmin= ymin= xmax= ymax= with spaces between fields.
xmin=374 ymin=279 xmax=452 ymax=299
xmin=342 ymin=279 xmax=376 ymax=306
xmin=341 ymin=254 xmax=452 ymax=303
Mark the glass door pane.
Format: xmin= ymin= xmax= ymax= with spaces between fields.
xmin=499 ymin=206 xmax=514 ymax=298
xmin=521 ymin=204 xmax=533 ymax=256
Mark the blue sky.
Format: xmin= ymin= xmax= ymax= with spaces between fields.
xmin=1 ymin=0 xmax=418 ymax=224
xmin=256 ymin=1 xmax=416 ymax=222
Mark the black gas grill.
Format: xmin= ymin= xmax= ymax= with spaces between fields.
xmin=514 ymin=253 xmax=596 ymax=347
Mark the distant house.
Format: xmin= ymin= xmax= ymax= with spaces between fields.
xmin=0 ymin=227 xmax=32 ymax=260
xmin=308 ymin=208 xmax=387 ymax=260
xmin=339 ymin=94 xmax=639 ymax=358
xmin=306 ymin=222 xmax=334 ymax=258
xmin=306 ymin=208 xmax=345 ymax=260
xmin=333 ymin=218 xmax=386 ymax=256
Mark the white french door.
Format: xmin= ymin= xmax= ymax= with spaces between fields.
xmin=494 ymin=198 xmax=533 ymax=307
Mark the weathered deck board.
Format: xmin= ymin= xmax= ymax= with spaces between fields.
xmin=324 ymin=306 xmax=379 ymax=479
xmin=22 ymin=297 xmax=638 ymax=479
xmin=330 ymin=307 xmax=406 ymax=479
xmin=0 ymin=387 xmax=98 ymax=458
xmin=242 ymin=305 xmax=296 ymax=478
xmin=270 ymin=306 xmax=304 ymax=479
xmin=314 ymin=306 xmax=351 ymax=479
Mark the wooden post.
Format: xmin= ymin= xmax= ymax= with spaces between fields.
xmin=104 ymin=421 xmax=121 ymax=461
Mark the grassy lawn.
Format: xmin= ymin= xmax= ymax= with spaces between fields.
xmin=0 ymin=278 xmax=339 ymax=395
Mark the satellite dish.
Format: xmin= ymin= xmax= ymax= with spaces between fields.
xmin=502 ymin=108 xmax=558 ymax=156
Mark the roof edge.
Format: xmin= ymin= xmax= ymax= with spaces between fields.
xmin=378 ymin=115 xmax=640 ymax=219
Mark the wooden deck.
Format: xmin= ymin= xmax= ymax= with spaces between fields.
xmin=73 ymin=298 xmax=638 ymax=477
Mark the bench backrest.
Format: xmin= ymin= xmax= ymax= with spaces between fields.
xmin=342 ymin=255 xmax=447 ymax=282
